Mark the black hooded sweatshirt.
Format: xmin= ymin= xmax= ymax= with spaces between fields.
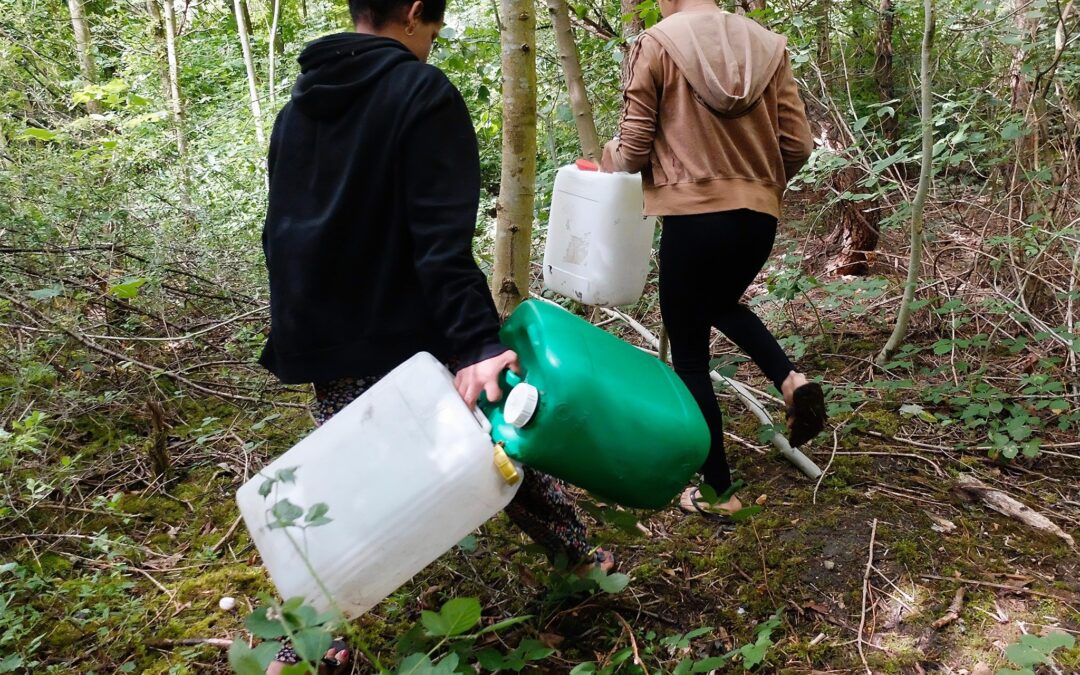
xmin=259 ymin=33 xmax=507 ymax=384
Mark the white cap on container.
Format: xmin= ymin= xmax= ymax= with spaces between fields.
xmin=503 ymin=383 xmax=539 ymax=428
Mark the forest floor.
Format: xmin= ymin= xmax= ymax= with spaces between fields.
xmin=3 ymin=191 xmax=1079 ymax=674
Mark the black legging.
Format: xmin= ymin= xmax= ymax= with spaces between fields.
xmin=659 ymin=209 xmax=796 ymax=493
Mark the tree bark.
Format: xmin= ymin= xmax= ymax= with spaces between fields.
xmin=161 ymin=0 xmax=187 ymax=156
xmin=878 ymin=0 xmax=934 ymax=365
xmin=546 ymin=0 xmax=601 ymax=161
xmin=66 ymin=0 xmax=101 ymax=114
xmin=874 ymin=0 xmax=897 ymax=143
xmin=145 ymin=0 xmax=172 ymax=102
xmin=492 ymin=0 xmax=537 ymax=316
xmin=233 ymin=0 xmax=266 ymax=145
xmin=620 ymin=0 xmax=645 ymax=82
xmin=1007 ymin=0 xmax=1040 ymax=221
xmin=268 ymin=0 xmax=282 ymax=106
xmin=815 ymin=0 xmax=831 ymax=73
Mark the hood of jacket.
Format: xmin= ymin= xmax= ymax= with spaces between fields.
xmin=648 ymin=9 xmax=787 ymax=117
xmin=291 ymin=32 xmax=417 ymax=120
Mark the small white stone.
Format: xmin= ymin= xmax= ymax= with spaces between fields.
xmin=823 ymin=560 xmax=836 ymax=571
xmin=218 ymin=596 xmax=237 ymax=611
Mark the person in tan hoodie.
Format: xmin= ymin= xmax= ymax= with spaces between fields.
xmin=601 ymin=0 xmax=826 ymax=518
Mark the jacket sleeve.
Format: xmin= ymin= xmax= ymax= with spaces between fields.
xmin=401 ymin=80 xmax=508 ymax=370
xmin=774 ymin=52 xmax=814 ymax=183
xmin=602 ymin=35 xmax=662 ymax=174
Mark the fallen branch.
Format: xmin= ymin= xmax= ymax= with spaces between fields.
xmin=932 ymin=586 xmax=966 ymax=629
xmin=612 ymin=612 xmax=648 ymax=675
xmin=956 ymin=474 xmax=1075 ymax=548
xmin=147 ymin=637 xmax=233 ymax=649
xmin=600 ymin=307 xmax=822 ymax=479
xmin=857 ymin=519 xmax=878 ymax=675
xmin=919 ymin=574 xmax=1078 ymax=604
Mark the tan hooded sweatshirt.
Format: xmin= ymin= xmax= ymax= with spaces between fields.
xmin=601 ymin=8 xmax=814 ymax=218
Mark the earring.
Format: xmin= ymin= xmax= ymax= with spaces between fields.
xmin=405 ymin=24 xmax=416 ymax=35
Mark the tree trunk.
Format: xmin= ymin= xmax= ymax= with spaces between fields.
xmin=878 ymin=0 xmax=934 ymax=365
xmin=66 ymin=0 xmax=101 ymax=114
xmin=145 ymin=0 xmax=172 ymax=102
xmin=492 ymin=0 xmax=537 ymax=316
xmin=1007 ymin=0 xmax=1040 ymax=220
xmin=546 ymin=0 xmax=601 ymax=161
xmin=161 ymin=0 xmax=187 ymax=156
xmin=874 ymin=0 xmax=897 ymax=143
xmin=620 ymin=0 xmax=644 ymax=82
xmin=815 ymin=0 xmax=831 ymax=73
xmin=233 ymin=0 xmax=266 ymax=145
xmin=268 ymin=0 xmax=282 ymax=106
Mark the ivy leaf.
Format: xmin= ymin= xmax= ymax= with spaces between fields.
xmin=258 ymin=479 xmax=274 ymax=498
xmin=275 ymin=467 xmax=298 ymax=483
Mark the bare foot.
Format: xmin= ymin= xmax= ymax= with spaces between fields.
xmin=265 ymin=644 xmax=349 ymax=675
xmin=781 ymin=370 xmax=810 ymax=408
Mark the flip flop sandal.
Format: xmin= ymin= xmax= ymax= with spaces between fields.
xmin=275 ymin=638 xmax=350 ymax=672
xmin=786 ymin=382 xmax=827 ymax=447
xmin=574 ymin=548 xmax=617 ymax=577
xmin=678 ymin=487 xmax=737 ymax=526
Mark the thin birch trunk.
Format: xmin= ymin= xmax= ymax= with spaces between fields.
xmin=161 ymin=0 xmax=187 ymax=156
xmin=67 ymin=0 xmax=101 ymax=114
xmin=268 ymin=0 xmax=282 ymax=106
xmin=233 ymin=0 xmax=266 ymax=145
xmin=546 ymin=0 xmax=601 ymax=161
xmin=877 ymin=0 xmax=935 ymax=364
xmin=492 ymin=0 xmax=537 ymax=316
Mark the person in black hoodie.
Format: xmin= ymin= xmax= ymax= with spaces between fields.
xmin=263 ymin=1 xmax=612 ymax=671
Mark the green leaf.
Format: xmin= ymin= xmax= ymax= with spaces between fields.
xmin=258 ymin=479 xmax=274 ymax=498
xmin=692 ymin=656 xmax=729 ymax=672
xmin=275 ymin=467 xmax=298 ymax=483
xmin=1005 ymin=643 xmax=1047 ymax=668
xmin=228 ymin=641 xmax=267 ymax=675
xmin=292 ymin=627 xmax=332 ymax=663
xmin=110 ymin=277 xmax=147 ymax=299
xmin=397 ymin=652 xmax=434 ymax=674
xmin=588 ymin=568 xmax=631 ymax=594
xmin=569 ymin=664 xmax=598 ymax=675
xmin=476 ymin=649 xmax=508 ymax=671
xmin=271 ymin=498 xmax=304 ymax=526
xmin=0 ymin=655 xmax=23 ymax=674
xmin=305 ymin=502 xmax=330 ymax=523
xmin=28 ymin=285 xmax=64 ymax=300
xmin=436 ymin=597 xmax=481 ymax=636
xmin=477 ymin=614 xmax=534 ymax=635
xmin=245 ymin=606 xmax=287 ymax=639
xmin=420 ymin=609 xmax=448 ymax=636
xmin=457 ymin=534 xmax=478 ymax=552
xmin=19 ymin=127 xmax=58 ymax=141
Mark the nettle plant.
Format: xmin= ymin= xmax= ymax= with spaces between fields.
xmin=229 ymin=467 xmax=633 ymax=674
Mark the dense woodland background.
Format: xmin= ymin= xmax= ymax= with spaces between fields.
xmin=1 ymin=0 xmax=1079 ymax=672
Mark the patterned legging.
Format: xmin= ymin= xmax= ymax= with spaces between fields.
xmin=311 ymin=376 xmax=594 ymax=564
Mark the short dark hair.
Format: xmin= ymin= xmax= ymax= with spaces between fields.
xmin=349 ymin=0 xmax=446 ymax=28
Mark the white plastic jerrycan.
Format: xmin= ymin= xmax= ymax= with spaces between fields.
xmin=543 ymin=160 xmax=657 ymax=306
xmin=236 ymin=352 xmax=522 ymax=619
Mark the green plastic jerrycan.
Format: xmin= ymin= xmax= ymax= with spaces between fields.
xmin=480 ymin=300 xmax=709 ymax=510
